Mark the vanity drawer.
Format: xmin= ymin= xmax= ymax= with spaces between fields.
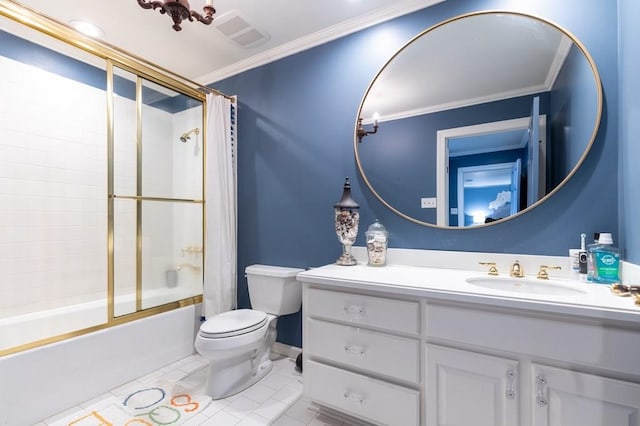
xmin=306 ymin=318 xmax=420 ymax=384
xmin=306 ymin=287 xmax=420 ymax=334
xmin=305 ymin=360 xmax=419 ymax=426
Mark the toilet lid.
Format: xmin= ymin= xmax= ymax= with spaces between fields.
xmin=199 ymin=309 xmax=268 ymax=338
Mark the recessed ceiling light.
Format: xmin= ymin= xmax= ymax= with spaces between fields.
xmin=69 ymin=20 xmax=105 ymax=38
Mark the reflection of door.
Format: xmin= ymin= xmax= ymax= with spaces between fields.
xmin=528 ymin=96 xmax=540 ymax=207
xmin=457 ymin=161 xmax=517 ymax=227
xmin=437 ymin=115 xmax=546 ymax=226
xmin=510 ymin=158 xmax=521 ymax=215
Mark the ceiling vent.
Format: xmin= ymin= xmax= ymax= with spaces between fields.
xmin=214 ymin=11 xmax=270 ymax=48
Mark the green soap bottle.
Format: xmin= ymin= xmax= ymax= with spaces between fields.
xmin=591 ymin=232 xmax=620 ymax=284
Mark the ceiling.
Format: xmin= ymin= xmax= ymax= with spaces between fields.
xmin=9 ymin=0 xmax=444 ymax=84
xmin=360 ymin=12 xmax=572 ymax=121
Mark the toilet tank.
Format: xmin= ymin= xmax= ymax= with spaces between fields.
xmin=245 ymin=264 xmax=304 ymax=315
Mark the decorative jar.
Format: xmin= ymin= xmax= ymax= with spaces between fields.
xmin=365 ymin=220 xmax=388 ymax=266
xmin=334 ymin=177 xmax=359 ymax=266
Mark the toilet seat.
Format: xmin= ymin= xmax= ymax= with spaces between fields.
xmin=199 ymin=309 xmax=268 ymax=339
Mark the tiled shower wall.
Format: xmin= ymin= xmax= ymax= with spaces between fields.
xmin=0 ymin=55 xmax=108 ymax=318
xmin=0 ymin=54 xmax=202 ymax=319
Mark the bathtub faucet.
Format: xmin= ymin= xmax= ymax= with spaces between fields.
xmin=176 ymin=263 xmax=201 ymax=272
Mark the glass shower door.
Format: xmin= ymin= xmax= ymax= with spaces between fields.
xmin=112 ymin=65 xmax=204 ymax=317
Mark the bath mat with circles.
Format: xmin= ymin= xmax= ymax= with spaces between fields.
xmin=63 ymin=380 xmax=211 ymax=426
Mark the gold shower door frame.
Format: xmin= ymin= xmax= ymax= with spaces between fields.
xmin=106 ymin=60 xmax=206 ymax=324
xmin=0 ymin=0 xmax=215 ymax=355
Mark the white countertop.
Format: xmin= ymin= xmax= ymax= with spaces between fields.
xmin=298 ymin=262 xmax=640 ymax=325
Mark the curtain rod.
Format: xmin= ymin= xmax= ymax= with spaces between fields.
xmin=198 ymin=85 xmax=235 ymax=102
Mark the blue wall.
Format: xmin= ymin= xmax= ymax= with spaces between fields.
xmin=619 ymin=0 xmax=640 ymax=265
xmin=212 ymin=0 xmax=620 ymax=347
xmin=0 ymin=29 xmax=198 ymax=113
xmin=549 ymin=44 xmax=600 ymax=187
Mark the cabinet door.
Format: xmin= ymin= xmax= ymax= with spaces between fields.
xmin=426 ymin=344 xmax=519 ymax=426
xmin=532 ymin=364 xmax=640 ymax=426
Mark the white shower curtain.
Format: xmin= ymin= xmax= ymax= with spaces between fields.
xmin=204 ymin=93 xmax=236 ymax=319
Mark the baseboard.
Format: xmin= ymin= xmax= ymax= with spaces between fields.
xmin=272 ymin=342 xmax=302 ymax=359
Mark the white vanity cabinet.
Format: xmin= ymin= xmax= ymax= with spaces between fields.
xmin=425 ymin=345 xmax=640 ymax=426
xmin=302 ymin=286 xmax=421 ymax=426
xmin=425 ymin=344 xmax=519 ymax=426
xmin=426 ymin=302 xmax=640 ymax=426
xmin=531 ymin=364 xmax=640 ymax=426
xmin=299 ymin=265 xmax=640 ymax=426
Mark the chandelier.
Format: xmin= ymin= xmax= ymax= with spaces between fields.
xmin=137 ymin=0 xmax=216 ymax=31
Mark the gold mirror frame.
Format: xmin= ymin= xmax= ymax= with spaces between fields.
xmin=355 ymin=10 xmax=603 ymax=229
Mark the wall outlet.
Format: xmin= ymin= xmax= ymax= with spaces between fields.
xmin=451 ymin=207 xmax=458 ymax=215
xmin=421 ymin=197 xmax=437 ymax=208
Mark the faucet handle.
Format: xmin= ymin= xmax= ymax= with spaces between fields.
xmin=479 ymin=262 xmax=499 ymax=276
xmin=537 ymin=265 xmax=561 ymax=280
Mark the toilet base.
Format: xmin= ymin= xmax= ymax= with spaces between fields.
xmin=206 ymin=355 xmax=273 ymax=400
xmin=201 ymin=317 xmax=279 ymax=400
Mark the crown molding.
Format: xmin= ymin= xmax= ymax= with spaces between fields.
xmin=196 ymin=0 xmax=445 ymax=85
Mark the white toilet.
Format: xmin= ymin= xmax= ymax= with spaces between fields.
xmin=195 ymin=264 xmax=304 ymax=399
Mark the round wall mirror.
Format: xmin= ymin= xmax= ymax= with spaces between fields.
xmin=355 ymin=11 xmax=602 ymax=228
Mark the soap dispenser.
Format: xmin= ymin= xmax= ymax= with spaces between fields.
xmin=365 ymin=220 xmax=388 ymax=266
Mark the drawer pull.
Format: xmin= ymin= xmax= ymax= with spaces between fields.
xmin=343 ymin=391 xmax=365 ymax=404
xmin=344 ymin=305 xmax=365 ymax=315
xmin=344 ymin=345 xmax=367 ymax=357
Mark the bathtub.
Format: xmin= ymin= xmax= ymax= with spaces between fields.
xmin=0 ymin=287 xmax=199 ymax=350
xmin=0 ymin=288 xmax=202 ymax=426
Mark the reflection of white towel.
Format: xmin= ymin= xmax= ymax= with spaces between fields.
xmin=488 ymin=191 xmax=511 ymax=210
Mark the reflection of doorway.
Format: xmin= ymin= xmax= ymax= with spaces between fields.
xmin=456 ymin=160 xmax=520 ymax=226
xmin=436 ymin=115 xmax=546 ymax=226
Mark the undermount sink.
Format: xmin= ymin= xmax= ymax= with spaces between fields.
xmin=466 ymin=276 xmax=587 ymax=296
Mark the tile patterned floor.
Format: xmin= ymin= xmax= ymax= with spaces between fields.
xmin=37 ymin=353 xmax=352 ymax=426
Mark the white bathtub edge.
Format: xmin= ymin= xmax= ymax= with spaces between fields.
xmin=0 ymin=303 xmax=202 ymax=426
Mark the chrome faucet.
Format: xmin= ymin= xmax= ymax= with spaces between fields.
xmin=510 ymin=260 xmax=524 ymax=278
